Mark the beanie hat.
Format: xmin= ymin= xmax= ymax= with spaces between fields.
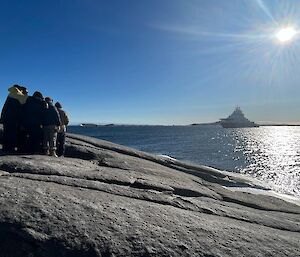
xmin=55 ymin=102 xmax=62 ymax=109
xmin=45 ymin=97 xmax=53 ymax=102
xmin=33 ymin=91 xmax=43 ymax=99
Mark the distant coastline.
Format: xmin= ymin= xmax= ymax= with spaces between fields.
xmin=73 ymin=122 xmax=300 ymax=127
xmin=190 ymin=122 xmax=300 ymax=127
xmin=259 ymin=124 xmax=300 ymax=126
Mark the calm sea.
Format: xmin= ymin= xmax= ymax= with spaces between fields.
xmin=68 ymin=125 xmax=300 ymax=197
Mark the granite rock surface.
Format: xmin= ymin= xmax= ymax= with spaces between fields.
xmin=0 ymin=130 xmax=299 ymax=257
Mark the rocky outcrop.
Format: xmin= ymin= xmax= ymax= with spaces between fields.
xmin=0 ymin=131 xmax=299 ymax=256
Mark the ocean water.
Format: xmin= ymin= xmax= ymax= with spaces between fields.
xmin=68 ymin=125 xmax=300 ymax=197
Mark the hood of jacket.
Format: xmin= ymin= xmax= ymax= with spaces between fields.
xmin=8 ymin=86 xmax=28 ymax=104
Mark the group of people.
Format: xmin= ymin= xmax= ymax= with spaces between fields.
xmin=0 ymin=84 xmax=69 ymax=157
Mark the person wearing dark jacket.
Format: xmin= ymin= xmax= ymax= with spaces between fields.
xmin=16 ymin=85 xmax=29 ymax=153
xmin=21 ymin=91 xmax=45 ymax=154
xmin=0 ymin=85 xmax=28 ymax=153
xmin=55 ymin=102 xmax=69 ymax=157
xmin=42 ymin=97 xmax=61 ymax=157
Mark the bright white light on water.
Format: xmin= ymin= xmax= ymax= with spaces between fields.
xmin=276 ymin=27 xmax=297 ymax=43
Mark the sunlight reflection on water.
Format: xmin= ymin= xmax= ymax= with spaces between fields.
xmin=230 ymin=127 xmax=300 ymax=196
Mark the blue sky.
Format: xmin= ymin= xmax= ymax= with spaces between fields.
xmin=1 ymin=0 xmax=300 ymax=125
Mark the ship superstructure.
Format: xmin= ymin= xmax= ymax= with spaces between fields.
xmin=220 ymin=107 xmax=259 ymax=128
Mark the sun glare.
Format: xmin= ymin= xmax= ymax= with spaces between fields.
xmin=275 ymin=27 xmax=297 ymax=43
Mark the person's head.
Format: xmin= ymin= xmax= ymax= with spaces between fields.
xmin=13 ymin=84 xmax=22 ymax=93
xmin=45 ymin=97 xmax=53 ymax=103
xmin=19 ymin=86 xmax=28 ymax=95
xmin=45 ymin=97 xmax=54 ymax=107
xmin=33 ymin=91 xmax=43 ymax=99
xmin=9 ymin=84 xmax=28 ymax=96
xmin=55 ymin=102 xmax=62 ymax=109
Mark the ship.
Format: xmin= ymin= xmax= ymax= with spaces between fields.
xmin=220 ymin=107 xmax=259 ymax=128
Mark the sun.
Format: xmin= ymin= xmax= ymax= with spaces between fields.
xmin=275 ymin=26 xmax=297 ymax=43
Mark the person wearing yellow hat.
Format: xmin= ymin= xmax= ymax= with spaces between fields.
xmin=0 ymin=85 xmax=28 ymax=153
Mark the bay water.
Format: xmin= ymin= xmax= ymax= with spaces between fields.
xmin=68 ymin=125 xmax=300 ymax=197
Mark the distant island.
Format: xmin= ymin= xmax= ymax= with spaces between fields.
xmin=190 ymin=122 xmax=221 ymax=126
xmin=80 ymin=123 xmax=99 ymax=127
xmin=80 ymin=123 xmax=116 ymax=127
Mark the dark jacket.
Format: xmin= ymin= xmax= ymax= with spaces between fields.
xmin=21 ymin=96 xmax=45 ymax=128
xmin=43 ymin=103 xmax=61 ymax=127
xmin=0 ymin=86 xmax=28 ymax=125
xmin=57 ymin=108 xmax=69 ymax=133
xmin=0 ymin=96 xmax=21 ymax=125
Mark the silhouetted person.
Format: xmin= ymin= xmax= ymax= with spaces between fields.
xmin=21 ymin=91 xmax=46 ymax=154
xmin=16 ymin=86 xmax=30 ymax=153
xmin=0 ymin=85 xmax=28 ymax=153
xmin=42 ymin=97 xmax=61 ymax=157
xmin=55 ymin=102 xmax=69 ymax=157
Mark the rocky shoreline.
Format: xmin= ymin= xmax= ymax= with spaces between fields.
xmin=0 ymin=129 xmax=299 ymax=256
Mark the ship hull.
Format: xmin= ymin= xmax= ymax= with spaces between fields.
xmin=220 ymin=122 xmax=259 ymax=128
